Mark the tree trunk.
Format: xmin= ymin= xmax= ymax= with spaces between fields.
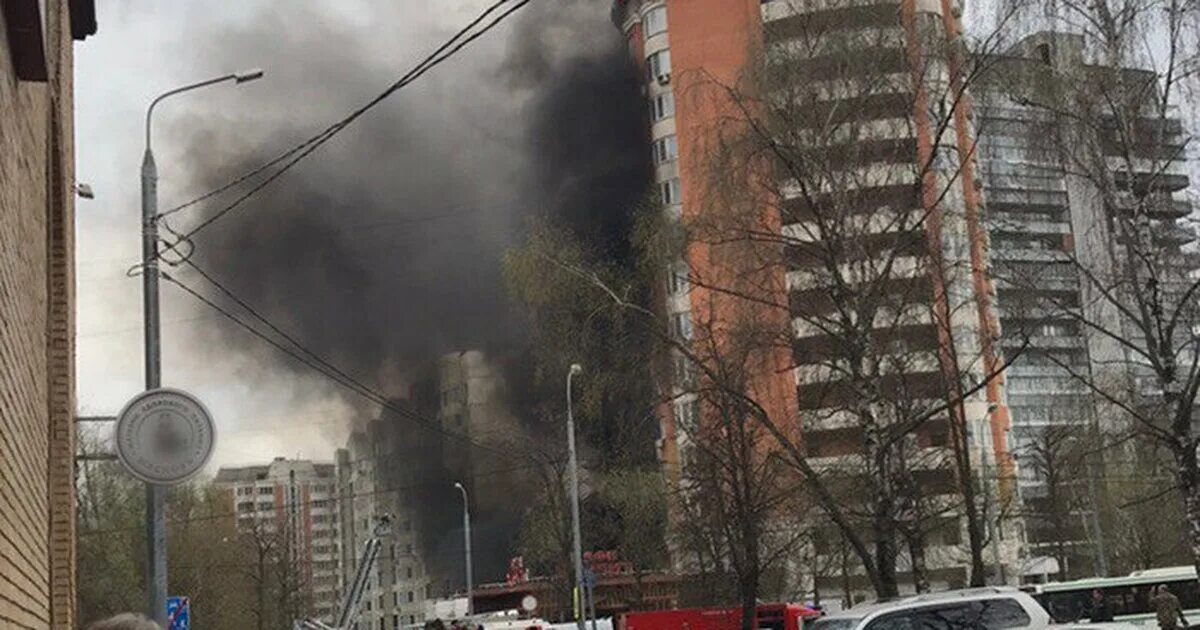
xmin=741 ymin=582 xmax=758 ymax=630
xmin=950 ymin=411 xmax=988 ymax=586
xmin=874 ymin=506 xmax=900 ymax=598
xmin=903 ymin=527 xmax=930 ymax=593
xmin=1177 ymin=443 xmax=1200 ymax=579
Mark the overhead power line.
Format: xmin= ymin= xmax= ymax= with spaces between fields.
xmin=157 ymin=0 xmax=534 ymax=250
xmin=160 ymin=264 xmax=514 ymax=461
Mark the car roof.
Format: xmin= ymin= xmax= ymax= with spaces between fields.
xmin=819 ymin=587 xmax=1031 ymax=620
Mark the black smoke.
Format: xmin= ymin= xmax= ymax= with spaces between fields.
xmin=168 ymin=0 xmax=650 ymax=589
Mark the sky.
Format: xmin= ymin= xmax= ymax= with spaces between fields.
xmin=74 ymin=0 xmax=621 ymax=470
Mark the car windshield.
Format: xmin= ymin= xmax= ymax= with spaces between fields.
xmin=811 ymin=617 xmax=863 ymax=630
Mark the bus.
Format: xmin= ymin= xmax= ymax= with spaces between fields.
xmin=1027 ymin=566 xmax=1200 ymax=626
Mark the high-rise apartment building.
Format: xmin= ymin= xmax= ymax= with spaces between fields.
xmin=215 ymin=458 xmax=342 ymax=620
xmin=613 ymin=0 xmax=1017 ymax=596
xmin=337 ymin=419 xmax=431 ymax=629
xmin=976 ymin=30 xmax=1196 ymax=576
xmin=0 ymin=1 xmax=95 ymax=626
xmin=615 ymin=0 xmax=1196 ymax=591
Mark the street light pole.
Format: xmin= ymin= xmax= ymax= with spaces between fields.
xmin=454 ymin=482 xmax=474 ymax=617
xmin=141 ymin=69 xmax=262 ymax=626
xmin=567 ymin=363 xmax=585 ymax=630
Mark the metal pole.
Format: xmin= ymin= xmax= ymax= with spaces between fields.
xmin=141 ymin=138 xmax=168 ymax=627
xmin=567 ymin=364 xmax=585 ymax=630
xmin=139 ymin=71 xmax=261 ymax=626
xmin=455 ymin=483 xmax=474 ymax=617
xmin=1084 ymin=442 xmax=1109 ymax=576
xmin=587 ymin=580 xmax=597 ymax=630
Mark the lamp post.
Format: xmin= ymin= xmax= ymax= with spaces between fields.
xmin=454 ymin=482 xmax=474 ymax=617
xmin=566 ymin=363 xmax=585 ymax=630
xmin=141 ymin=69 xmax=262 ymax=625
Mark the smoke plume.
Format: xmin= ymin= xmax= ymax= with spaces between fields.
xmin=166 ymin=0 xmax=650 ymax=585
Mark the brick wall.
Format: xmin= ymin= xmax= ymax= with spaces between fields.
xmin=0 ymin=2 xmax=78 ymax=628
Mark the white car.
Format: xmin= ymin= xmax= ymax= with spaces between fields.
xmin=809 ymin=587 xmax=1053 ymax=630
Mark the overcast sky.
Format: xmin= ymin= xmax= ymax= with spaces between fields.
xmin=74 ymin=1 xmax=613 ymax=471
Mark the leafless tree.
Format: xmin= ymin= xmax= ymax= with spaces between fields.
xmin=990 ymin=0 xmax=1200 ymax=571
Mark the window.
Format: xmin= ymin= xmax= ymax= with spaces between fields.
xmin=653 ymin=135 xmax=678 ymax=164
xmin=673 ymin=353 xmax=697 ymax=389
xmin=642 ymin=5 xmax=667 ymax=35
xmin=667 ymin=260 xmax=688 ymax=295
xmin=393 ymin=615 xmax=400 ymax=630
xmin=406 ymin=566 xmax=414 ymax=579
xmin=257 ymin=486 xmax=273 ymax=495
xmin=649 ymin=92 xmax=674 ymax=122
xmin=647 ymin=50 xmax=671 ymax=83
xmin=393 ymin=592 xmax=399 ymax=607
xmin=1039 ymin=322 xmax=1074 ymax=337
xmin=673 ymin=399 xmax=698 ymax=428
xmin=670 ymin=311 xmax=692 ymax=340
xmin=659 ymin=178 xmax=680 ymax=206
xmin=407 ymin=591 xmax=415 ymax=603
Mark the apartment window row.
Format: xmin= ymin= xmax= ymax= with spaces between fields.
xmin=649 ymin=91 xmax=674 ymax=123
xmin=653 ymin=135 xmax=678 ymax=164
xmin=642 ymin=5 xmax=667 ymax=36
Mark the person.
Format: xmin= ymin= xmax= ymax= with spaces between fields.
xmin=1090 ymin=589 xmax=1114 ymax=623
xmin=85 ymin=613 xmax=161 ymax=630
xmin=1151 ymin=584 xmax=1188 ymax=630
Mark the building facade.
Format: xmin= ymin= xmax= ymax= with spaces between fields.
xmin=337 ymin=419 xmax=431 ymax=630
xmin=613 ymin=0 xmax=1019 ymax=597
xmin=0 ymin=1 xmax=94 ymax=627
xmin=977 ymin=30 xmax=1197 ymax=577
xmin=215 ymin=458 xmax=342 ymax=621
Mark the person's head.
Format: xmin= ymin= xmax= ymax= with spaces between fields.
xmin=1093 ymin=589 xmax=1103 ymax=601
xmin=86 ymin=613 xmax=161 ymax=630
xmin=1159 ymin=584 xmax=1171 ymax=595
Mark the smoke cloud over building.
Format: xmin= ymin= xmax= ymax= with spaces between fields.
xmin=161 ymin=0 xmax=651 ymax=587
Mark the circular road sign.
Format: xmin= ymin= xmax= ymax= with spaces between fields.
xmin=115 ymin=388 xmax=216 ymax=485
xmin=521 ymin=595 xmax=538 ymax=613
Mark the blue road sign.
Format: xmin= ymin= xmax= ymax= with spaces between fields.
xmin=166 ymin=596 xmax=190 ymax=630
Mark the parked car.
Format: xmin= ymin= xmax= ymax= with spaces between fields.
xmin=809 ymin=587 xmax=1052 ymax=630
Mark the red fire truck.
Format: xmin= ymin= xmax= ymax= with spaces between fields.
xmin=619 ymin=603 xmax=820 ymax=630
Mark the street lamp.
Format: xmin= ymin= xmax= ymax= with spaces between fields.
xmin=140 ymin=69 xmax=262 ymax=626
xmin=566 ymin=363 xmax=585 ymax=630
xmin=454 ymin=482 xmax=474 ymax=617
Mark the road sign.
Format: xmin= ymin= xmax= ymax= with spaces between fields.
xmin=521 ymin=594 xmax=538 ymax=613
xmin=166 ymin=596 xmax=190 ymax=630
xmin=115 ymin=388 xmax=215 ymax=485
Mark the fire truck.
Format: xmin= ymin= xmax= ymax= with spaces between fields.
xmin=619 ymin=603 xmax=820 ymax=630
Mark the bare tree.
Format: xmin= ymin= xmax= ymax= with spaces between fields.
xmin=991 ymin=0 xmax=1200 ymax=571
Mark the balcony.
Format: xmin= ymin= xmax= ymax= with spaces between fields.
xmin=989 ymin=247 xmax=1069 ymax=263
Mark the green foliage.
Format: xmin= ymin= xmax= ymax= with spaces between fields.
xmin=502 ymin=194 xmax=665 ymax=468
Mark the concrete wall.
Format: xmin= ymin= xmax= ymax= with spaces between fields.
xmin=0 ymin=1 xmax=78 ymax=627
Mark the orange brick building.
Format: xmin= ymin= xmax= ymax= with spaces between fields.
xmin=613 ymin=0 xmax=1018 ymax=594
xmin=0 ymin=1 xmax=95 ymax=626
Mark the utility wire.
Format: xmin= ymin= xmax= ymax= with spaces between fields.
xmin=157 ymin=0 xmax=533 ymax=251
xmin=160 ymin=268 xmax=513 ymax=460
